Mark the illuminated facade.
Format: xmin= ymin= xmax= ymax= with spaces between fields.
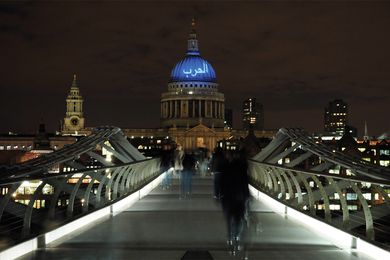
xmin=62 ymin=75 xmax=88 ymax=135
xmin=52 ymin=21 xmax=274 ymax=152
xmin=161 ymin=20 xmax=225 ymax=129
xmin=324 ymin=99 xmax=348 ymax=135
xmin=242 ymin=98 xmax=263 ymax=130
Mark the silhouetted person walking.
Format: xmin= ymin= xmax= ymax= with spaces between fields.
xmin=220 ymin=149 xmax=250 ymax=252
xmin=210 ymin=147 xmax=226 ymax=199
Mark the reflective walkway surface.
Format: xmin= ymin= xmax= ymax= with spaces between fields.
xmin=20 ymin=176 xmax=375 ymax=260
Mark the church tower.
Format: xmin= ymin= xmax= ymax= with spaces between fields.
xmin=62 ymin=75 xmax=85 ymax=134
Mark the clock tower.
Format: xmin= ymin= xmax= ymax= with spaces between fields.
xmin=62 ymin=74 xmax=85 ymax=134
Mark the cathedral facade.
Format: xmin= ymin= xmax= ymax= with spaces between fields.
xmin=161 ymin=20 xmax=225 ymax=129
xmin=60 ymin=21 xmax=275 ymax=151
xmin=158 ymin=20 xmax=231 ymax=151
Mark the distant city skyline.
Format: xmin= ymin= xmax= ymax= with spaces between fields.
xmin=1 ymin=2 xmax=389 ymax=136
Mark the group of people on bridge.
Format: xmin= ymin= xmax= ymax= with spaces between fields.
xmin=160 ymin=145 xmax=250 ymax=253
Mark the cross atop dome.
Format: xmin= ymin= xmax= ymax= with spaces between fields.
xmin=187 ymin=18 xmax=199 ymax=55
xmin=72 ymin=74 xmax=78 ymax=87
xmin=191 ymin=18 xmax=196 ymax=32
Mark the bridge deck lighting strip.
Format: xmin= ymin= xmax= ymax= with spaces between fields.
xmin=249 ymin=185 xmax=390 ymax=260
xmin=0 ymin=171 xmax=165 ymax=260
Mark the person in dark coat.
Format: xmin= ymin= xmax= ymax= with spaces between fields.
xmin=220 ymin=149 xmax=250 ymax=249
xmin=160 ymin=146 xmax=174 ymax=189
xmin=181 ymin=151 xmax=196 ymax=198
xmin=210 ymin=147 xmax=226 ymax=199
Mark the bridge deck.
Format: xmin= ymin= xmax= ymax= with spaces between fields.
xmin=21 ymin=176 xmax=374 ymax=260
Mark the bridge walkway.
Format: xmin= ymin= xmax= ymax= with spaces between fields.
xmin=20 ymin=176 xmax=375 ymax=260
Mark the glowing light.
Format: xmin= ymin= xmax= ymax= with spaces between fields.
xmin=171 ymin=56 xmax=216 ymax=82
xmin=250 ymin=184 xmax=390 ymax=259
xmin=182 ymin=61 xmax=209 ymax=77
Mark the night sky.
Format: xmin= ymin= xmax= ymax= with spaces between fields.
xmin=1 ymin=2 xmax=389 ymax=137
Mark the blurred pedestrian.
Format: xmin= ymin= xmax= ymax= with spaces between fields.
xmin=174 ymin=144 xmax=184 ymax=176
xmin=220 ymin=149 xmax=250 ymax=251
xmin=160 ymin=146 xmax=173 ymax=190
xmin=181 ymin=151 xmax=196 ymax=199
xmin=210 ymin=147 xmax=226 ymax=199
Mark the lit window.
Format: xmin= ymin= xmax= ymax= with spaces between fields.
xmin=330 ymin=204 xmax=340 ymax=210
xmin=348 ymin=205 xmax=358 ymax=210
xmin=379 ymin=150 xmax=390 ymax=156
xmin=361 ymin=182 xmax=371 ymax=188
xmin=362 ymin=193 xmax=371 ymax=200
xmin=379 ymin=160 xmax=389 ymax=167
xmin=346 ymin=193 xmax=357 ymax=200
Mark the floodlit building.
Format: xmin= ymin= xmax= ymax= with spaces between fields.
xmin=61 ymin=75 xmax=89 ymax=136
xmin=161 ymin=19 xmax=225 ymax=129
xmin=56 ymin=20 xmax=275 ymax=152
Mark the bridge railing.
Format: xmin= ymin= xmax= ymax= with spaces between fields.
xmin=249 ymin=127 xmax=390 ymax=250
xmin=0 ymin=157 xmax=161 ymax=248
xmin=0 ymin=126 xmax=164 ymax=253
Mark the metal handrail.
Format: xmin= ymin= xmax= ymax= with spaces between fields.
xmin=248 ymin=159 xmax=390 ymax=248
xmin=0 ymin=126 xmax=163 ymax=250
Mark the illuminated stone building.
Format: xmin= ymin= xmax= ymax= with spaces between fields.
xmin=62 ymin=75 xmax=88 ymax=135
xmin=161 ymin=19 xmax=225 ymax=129
xmin=0 ymin=124 xmax=76 ymax=164
xmin=157 ymin=20 xmax=231 ymax=150
xmin=56 ymin=21 xmax=275 ymax=152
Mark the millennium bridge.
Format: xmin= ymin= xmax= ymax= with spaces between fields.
xmin=0 ymin=127 xmax=389 ymax=259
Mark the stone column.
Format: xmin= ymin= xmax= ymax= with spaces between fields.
xmin=221 ymin=103 xmax=225 ymax=119
xmin=199 ymin=99 xmax=202 ymax=118
xmin=193 ymin=100 xmax=196 ymax=117
xmin=174 ymin=100 xmax=177 ymax=118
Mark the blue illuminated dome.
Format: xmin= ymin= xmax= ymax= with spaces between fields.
xmin=170 ymin=20 xmax=217 ymax=83
xmin=170 ymin=55 xmax=216 ymax=83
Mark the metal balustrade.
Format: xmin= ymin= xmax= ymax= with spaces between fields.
xmin=249 ymin=128 xmax=390 ymax=249
xmin=0 ymin=127 xmax=162 ymax=249
xmin=1 ymin=126 xmax=389 ymax=256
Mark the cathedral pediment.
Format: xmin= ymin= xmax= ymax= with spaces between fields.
xmin=185 ymin=123 xmax=216 ymax=135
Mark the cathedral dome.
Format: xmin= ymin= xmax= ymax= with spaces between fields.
xmin=170 ymin=55 xmax=216 ymax=83
xmin=161 ymin=19 xmax=225 ymax=130
xmin=169 ymin=19 xmax=217 ymax=83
